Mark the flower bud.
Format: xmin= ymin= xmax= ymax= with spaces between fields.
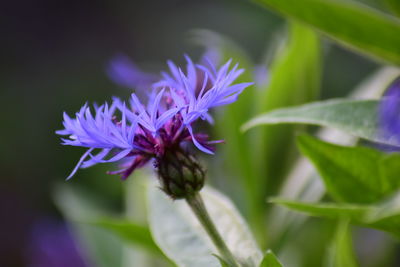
xmin=156 ymin=149 xmax=205 ymax=199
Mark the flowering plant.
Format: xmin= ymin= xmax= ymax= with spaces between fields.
xmin=58 ymin=57 xmax=251 ymax=197
xmin=54 ymin=1 xmax=400 ymax=266
xmin=57 ymin=56 xmax=253 ymax=265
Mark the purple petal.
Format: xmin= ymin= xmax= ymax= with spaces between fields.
xmin=167 ymin=60 xmax=181 ymax=81
xmin=81 ymin=148 xmax=111 ymax=168
xmin=66 ymin=148 xmax=94 ymax=180
xmin=98 ymin=148 xmax=132 ymax=163
xmin=156 ymin=107 xmax=179 ymax=130
xmin=188 ymin=126 xmax=214 ymax=154
xmin=151 ymin=88 xmax=165 ymax=121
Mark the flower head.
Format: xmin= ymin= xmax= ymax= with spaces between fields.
xmin=57 ymin=55 xmax=252 ymax=187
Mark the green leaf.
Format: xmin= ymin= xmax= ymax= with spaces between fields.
xmin=256 ymin=22 xmax=321 ymax=114
xmin=89 ymin=218 xmax=163 ymax=256
xmin=380 ymin=153 xmax=400 ymax=191
xmin=297 ymin=135 xmax=400 ymax=203
xmin=236 ymin=22 xmax=321 ymax=246
xmin=326 ymin=220 xmax=359 ymax=267
xmin=271 ymin=192 xmax=400 ymax=237
xmin=364 ymin=191 xmax=400 ymax=236
xmin=259 ymin=250 xmax=284 ymax=267
xmin=213 ymin=254 xmax=231 ymax=267
xmin=147 ymin=183 xmax=263 ymax=267
xmin=121 ymin=169 xmax=173 ymax=266
xmin=243 ymin=99 xmax=400 ymax=148
xmin=267 ymin=67 xmax=400 ymax=242
xmin=270 ymin=198 xmax=369 ymax=223
xmin=255 ymin=0 xmax=400 ymax=65
xmin=253 ymin=21 xmax=322 ymax=195
xmin=385 ymin=0 xmax=400 ymax=16
xmin=53 ymin=185 xmax=123 ymax=267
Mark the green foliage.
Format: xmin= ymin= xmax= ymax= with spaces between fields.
xmin=147 ymin=182 xmax=263 ymax=267
xmin=365 ymin=191 xmax=400 ymax=237
xmin=53 ymin=1 xmax=400 ymax=266
xmin=255 ymin=0 xmax=400 ymax=65
xmin=297 ymin=135 xmax=400 ymax=203
xmin=326 ymin=220 xmax=358 ymax=267
xmin=253 ymin=21 xmax=321 ymax=196
xmin=256 ymin=22 xmax=321 ymax=113
xmin=192 ymin=25 xmax=322 ymax=242
xmin=385 ymin=0 xmax=400 ymax=16
xmin=259 ymin=250 xmax=284 ymax=267
xmin=89 ymin=218 xmax=163 ymax=255
xmin=244 ymin=99 xmax=374 ymax=142
xmin=53 ymin=185 xmax=123 ymax=267
xmin=53 ymin=184 xmax=171 ymax=266
xmin=243 ymin=99 xmax=400 ymax=148
xmin=213 ymin=254 xmax=231 ymax=267
xmin=262 ymin=65 xmax=397 ymax=243
xmin=269 ymin=133 xmax=400 ymax=241
xmin=271 ymin=191 xmax=400 ymax=237
xmin=270 ymin=198 xmax=369 ymax=221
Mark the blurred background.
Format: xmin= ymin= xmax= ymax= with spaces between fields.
xmin=0 ymin=0 xmax=384 ymax=266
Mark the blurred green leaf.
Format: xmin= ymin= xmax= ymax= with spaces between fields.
xmin=270 ymin=198 xmax=369 ymax=222
xmin=259 ymin=250 xmax=284 ymax=267
xmin=122 ymin=171 xmax=173 ymax=267
xmin=236 ymin=22 xmax=321 ymax=245
xmin=53 ymin=185 xmax=123 ymax=267
xmin=385 ymin=0 xmax=400 ymax=16
xmin=364 ymin=191 xmax=400 ymax=236
xmin=213 ymin=254 xmax=230 ymax=267
xmin=271 ymin=191 xmax=400 ymax=237
xmin=148 ymin=183 xmax=262 ymax=267
xmin=326 ymin=220 xmax=359 ymax=267
xmin=255 ymin=0 xmax=400 ymax=65
xmin=89 ymin=218 xmax=164 ymax=256
xmin=243 ymin=99 xmax=400 ymax=148
xmin=266 ymin=67 xmax=400 ymax=244
xmin=256 ymin=22 xmax=321 ymax=114
xmin=297 ymin=135 xmax=400 ymax=203
xmin=253 ymin=22 xmax=321 ymax=195
xmin=380 ymin=153 xmax=400 ymax=187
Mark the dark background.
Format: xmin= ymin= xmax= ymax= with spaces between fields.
xmin=0 ymin=0 xmax=378 ymax=266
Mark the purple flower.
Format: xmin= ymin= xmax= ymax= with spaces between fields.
xmin=379 ymin=77 xmax=400 ymax=143
xmin=57 ymin=55 xmax=252 ymax=180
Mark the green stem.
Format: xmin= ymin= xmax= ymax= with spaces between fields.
xmin=185 ymin=193 xmax=240 ymax=267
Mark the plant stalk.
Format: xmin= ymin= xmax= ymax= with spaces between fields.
xmin=185 ymin=193 xmax=240 ymax=267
